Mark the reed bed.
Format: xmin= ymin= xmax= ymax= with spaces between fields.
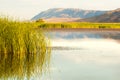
xmin=38 ymin=22 xmax=120 ymax=29
xmin=0 ymin=17 xmax=51 ymax=80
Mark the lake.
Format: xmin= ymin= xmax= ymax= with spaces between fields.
xmin=42 ymin=30 xmax=120 ymax=80
xmin=1 ymin=29 xmax=120 ymax=80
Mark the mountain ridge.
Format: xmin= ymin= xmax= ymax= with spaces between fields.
xmin=31 ymin=8 xmax=107 ymax=20
xmin=75 ymin=8 xmax=120 ymax=22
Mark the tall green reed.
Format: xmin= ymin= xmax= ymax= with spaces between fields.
xmin=0 ymin=17 xmax=51 ymax=80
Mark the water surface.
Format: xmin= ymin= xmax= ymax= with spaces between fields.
xmin=43 ymin=30 xmax=120 ymax=80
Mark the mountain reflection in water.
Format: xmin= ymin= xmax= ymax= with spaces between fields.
xmin=42 ymin=30 xmax=120 ymax=80
xmin=49 ymin=31 xmax=120 ymax=40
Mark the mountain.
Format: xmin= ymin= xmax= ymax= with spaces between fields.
xmin=31 ymin=8 xmax=106 ymax=20
xmin=75 ymin=8 xmax=120 ymax=22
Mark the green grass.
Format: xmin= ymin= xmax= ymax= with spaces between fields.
xmin=38 ymin=22 xmax=120 ymax=29
xmin=0 ymin=17 xmax=51 ymax=80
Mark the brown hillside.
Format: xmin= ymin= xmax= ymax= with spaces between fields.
xmin=75 ymin=8 xmax=120 ymax=22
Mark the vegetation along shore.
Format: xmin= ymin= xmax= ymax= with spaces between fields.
xmin=0 ymin=17 xmax=51 ymax=80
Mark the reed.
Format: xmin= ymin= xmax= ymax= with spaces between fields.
xmin=38 ymin=22 xmax=120 ymax=29
xmin=0 ymin=17 xmax=51 ymax=80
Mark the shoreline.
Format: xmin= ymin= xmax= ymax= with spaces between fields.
xmin=43 ymin=28 xmax=120 ymax=32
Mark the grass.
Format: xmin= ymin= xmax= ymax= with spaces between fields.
xmin=0 ymin=17 xmax=51 ymax=80
xmin=38 ymin=22 xmax=120 ymax=29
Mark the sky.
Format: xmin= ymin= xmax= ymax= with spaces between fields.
xmin=0 ymin=0 xmax=120 ymax=20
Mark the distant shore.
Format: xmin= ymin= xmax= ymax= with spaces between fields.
xmin=43 ymin=28 xmax=120 ymax=32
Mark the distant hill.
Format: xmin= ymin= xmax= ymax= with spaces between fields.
xmin=44 ymin=18 xmax=80 ymax=22
xmin=75 ymin=8 xmax=120 ymax=22
xmin=31 ymin=8 xmax=106 ymax=21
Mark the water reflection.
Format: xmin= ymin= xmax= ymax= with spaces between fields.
xmin=0 ymin=47 xmax=51 ymax=80
xmin=43 ymin=30 xmax=120 ymax=80
xmin=1 ymin=30 xmax=120 ymax=80
xmin=49 ymin=31 xmax=120 ymax=40
xmin=0 ymin=52 xmax=48 ymax=80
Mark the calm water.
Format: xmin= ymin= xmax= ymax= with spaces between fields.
xmin=42 ymin=31 xmax=120 ymax=80
xmin=1 ymin=30 xmax=120 ymax=80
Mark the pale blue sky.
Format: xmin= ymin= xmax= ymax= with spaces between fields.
xmin=0 ymin=0 xmax=119 ymax=20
